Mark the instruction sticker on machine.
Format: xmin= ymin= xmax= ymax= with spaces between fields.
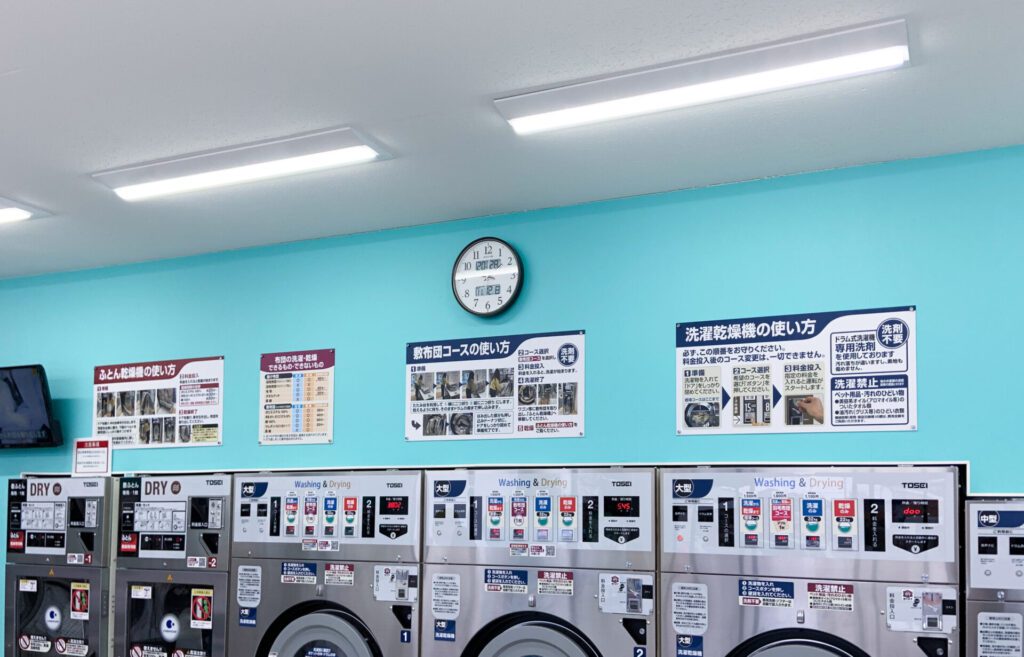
xmin=537 ymin=570 xmax=574 ymax=596
xmin=807 ymin=583 xmax=855 ymax=612
xmin=739 ymin=579 xmax=794 ymax=608
xmin=672 ymin=582 xmax=709 ymax=633
xmin=484 ymin=568 xmax=529 ymax=594
xmin=258 ymin=349 xmax=334 ymax=445
xmin=598 ymin=573 xmax=653 ymax=615
xmin=677 ymin=307 xmax=916 ymax=435
xmin=93 ymin=356 xmax=224 ymax=448
xmin=406 ymin=330 xmax=585 ymax=440
xmin=373 ymin=565 xmax=418 ymax=602
xmin=978 ymin=612 xmax=1023 ymax=657
xmin=431 ymin=573 xmax=461 ymax=619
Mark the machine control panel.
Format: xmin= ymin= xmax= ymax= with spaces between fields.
xmin=968 ymin=498 xmax=1024 ymax=596
xmin=6 ymin=476 xmax=112 ymax=566
xmin=232 ymin=470 xmax=421 ymax=563
xmin=116 ymin=474 xmax=231 ymax=570
xmin=661 ymin=466 xmax=959 ymax=582
xmin=424 ymin=468 xmax=655 ymax=570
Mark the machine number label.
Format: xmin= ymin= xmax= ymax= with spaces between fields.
xmin=978 ymin=612 xmax=1023 ymax=657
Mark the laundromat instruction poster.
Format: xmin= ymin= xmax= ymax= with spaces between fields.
xmin=258 ymin=349 xmax=334 ymax=445
xmin=406 ymin=330 xmax=584 ymax=441
xmin=93 ymin=356 xmax=224 ymax=448
xmin=677 ymin=307 xmax=916 ymax=435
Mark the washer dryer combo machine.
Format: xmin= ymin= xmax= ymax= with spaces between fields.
xmin=423 ymin=467 xmax=657 ymax=657
xmin=112 ymin=474 xmax=233 ymax=657
xmin=5 ymin=476 xmax=116 ymax=657
xmin=228 ymin=470 xmax=422 ymax=657
xmin=659 ymin=465 xmax=962 ymax=657
xmin=966 ymin=498 xmax=1024 ymax=657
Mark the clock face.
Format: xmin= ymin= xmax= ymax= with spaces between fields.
xmin=452 ymin=237 xmax=522 ymax=316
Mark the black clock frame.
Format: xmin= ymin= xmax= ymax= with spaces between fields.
xmin=451 ymin=237 xmax=523 ymax=317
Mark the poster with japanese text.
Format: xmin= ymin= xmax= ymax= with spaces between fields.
xmin=93 ymin=356 xmax=224 ymax=449
xmin=406 ymin=330 xmax=584 ymax=441
xmin=259 ymin=349 xmax=334 ymax=445
xmin=677 ymin=307 xmax=916 ymax=435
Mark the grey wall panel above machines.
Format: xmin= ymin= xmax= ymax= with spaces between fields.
xmin=424 ymin=467 xmax=656 ymax=571
xmin=660 ymin=465 xmax=961 ymax=584
xmin=966 ymin=498 xmax=1024 ymax=657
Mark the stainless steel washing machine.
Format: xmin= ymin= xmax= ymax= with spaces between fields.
xmin=227 ymin=470 xmax=421 ymax=657
xmin=5 ymin=476 xmax=115 ymax=657
xmin=112 ymin=474 xmax=233 ymax=657
xmin=422 ymin=467 xmax=657 ymax=657
xmin=966 ymin=497 xmax=1024 ymax=657
xmin=659 ymin=465 xmax=962 ymax=657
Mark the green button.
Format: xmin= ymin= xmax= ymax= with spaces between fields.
xmin=839 ymin=523 xmax=852 ymax=533
xmin=806 ymin=522 xmax=820 ymax=532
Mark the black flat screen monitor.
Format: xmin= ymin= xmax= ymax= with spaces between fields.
xmin=0 ymin=365 xmax=63 ymax=448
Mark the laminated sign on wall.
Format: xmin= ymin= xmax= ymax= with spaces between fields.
xmin=93 ymin=356 xmax=224 ymax=448
xmin=677 ymin=307 xmax=916 ymax=435
xmin=406 ymin=330 xmax=584 ymax=441
xmin=258 ymin=349 xmax=334 ymax=445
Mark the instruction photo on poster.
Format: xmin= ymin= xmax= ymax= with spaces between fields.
xmin=677 ymin=307 xmax=916 ymax=435
xmin=93 ymin=356 xmax=224 ymax=449
xmin=406 ymin=330 xmax=584 ymax=441
xmin=259 ymin=349 xmax=334 ymax=445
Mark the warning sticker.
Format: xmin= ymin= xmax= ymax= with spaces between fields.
xmin=236 ymin=565 xmax=262 ymax=607
xmin=280 ymin=561 xmax=317 ymax=585
xmin=978 ymin=612 xmax=1023 ymax=657
xmin=19 ymin=635 xmax=52 ymax=653
xmin=672 ymin=582 xmax=709 ymax=634
xmin=55 ymin=638 xmax=89 ymax=656
xmin=325 ymin=563 xmax=355 ymax=587
xmin=191 ymin=589 xmax=213 ymax=630
xmin=131 ymin=585 xmax=153 ymax=599
xmin=19 ymin=579 xmax=37 ymax=593
xmin=738 ymin=579 xmax=794 ymax=608
xmin=537 ymin=570 xmax=574 ymax=596
xmin=484 ymin=568 xmax=529 ymax=594
xmin=431 ymin=573 xmax=461 ymax=620
xmin=70 ymin=582 xmax=90 ymax=620
xmin=807 ymin=582 xmax=855 ymax=612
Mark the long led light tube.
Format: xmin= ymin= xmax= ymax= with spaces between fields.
xmin=0 ymin=197 xmax=47 ymax=224
xmin=94 ymin=127 xmax=386 ymax=201
xmin=496 ymin=20 xmax=910 ymax=135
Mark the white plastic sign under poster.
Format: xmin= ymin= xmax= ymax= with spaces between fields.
xmin=406 ymin=330 xmax=584 ymax=441
xmin=93 ymin=356 xmax=224 ymax=449
xmin=677 ymin=307 xmax=916 ymax=435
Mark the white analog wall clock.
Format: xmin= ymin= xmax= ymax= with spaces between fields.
xmin=452 ymin=237 xmax=523 ymax=317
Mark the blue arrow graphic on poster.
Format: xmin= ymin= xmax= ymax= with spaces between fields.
xmin=773 ymin=386 xmax=781 ymax=407
xmin=722 ymin=388 xmax=731 ymax=409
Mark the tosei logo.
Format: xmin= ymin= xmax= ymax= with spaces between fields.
xmin=386 ymin=483 xmax=404 ymax=489
xmin=901 ymin=482 xmax=929 ymax=489
xmin=205 ymin=479 xmax=224 ymax=487
xmin=979 ymin=511 xmax=1000 ymax=527
xmin=610 ymin=481 xmax=632 ymax=487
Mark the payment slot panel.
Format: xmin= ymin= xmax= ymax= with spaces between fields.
xmin=966 ymin=498 xmax=1024 ymax=657
xmin=231 ymin=470 xmax=421 ymax=563
xmin=116 ymin=475 xmax=231 ymax=570
xmin=7 ymin=477 xmax=114 ymax=567
xmin=660 ymin=466 xmax=960 ymax=583
xmin=424 ymin=468 xmax=655 ymax=570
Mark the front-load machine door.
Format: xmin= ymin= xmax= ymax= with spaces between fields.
xmin=726 ymin=629 xmax=871 ymax=657
xmin=267 ymin=611 xmax=381 ymax=657
xmin=114 ymin=569 xmax=228 ymax=657
xmin=5 ymin=564 xmax=109 ymax=657
xmin=474 ymin=623 xmax=599 ymax=657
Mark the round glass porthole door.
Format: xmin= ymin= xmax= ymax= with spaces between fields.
xmin=476 ymin=623 xmax=598 ymax=657
xmin=269 ymin=612 xmax=377 ymax=657
xmin=749 ymin=644 xmax=855 ymax=656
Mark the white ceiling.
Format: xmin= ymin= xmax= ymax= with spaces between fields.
xmin=1 ymin=1 xmax=1022 ymax=279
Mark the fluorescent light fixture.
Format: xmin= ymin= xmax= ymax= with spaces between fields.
xmin=93 ymin=127 xmax=387 ymax=201
xmin=0 ymin=197 xmax=48 ymax=225
xmin=496 ymin=19 xmax=910 ymax=134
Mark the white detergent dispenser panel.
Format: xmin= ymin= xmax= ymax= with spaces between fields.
xmin=660 ymin=465 xmax=960 ymax=583
xmin=424 ymin=467 xmax=655 ymax=570
xmin=231 ymin=470 xmax=421 ymax=563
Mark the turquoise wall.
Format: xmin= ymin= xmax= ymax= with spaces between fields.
xmin=1 ymin=146 xmax=1021 ymax=495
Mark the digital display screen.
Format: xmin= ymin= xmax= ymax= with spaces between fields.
xmin=891 ymin=499 xmax=939 ymax=524
xmin=0 ymin=366 xmax=60 ymax=447
xmin=380 ymin=496 xmax=409 ymax=516
xmin=603 ymin=496 xmax=640 ymax=518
